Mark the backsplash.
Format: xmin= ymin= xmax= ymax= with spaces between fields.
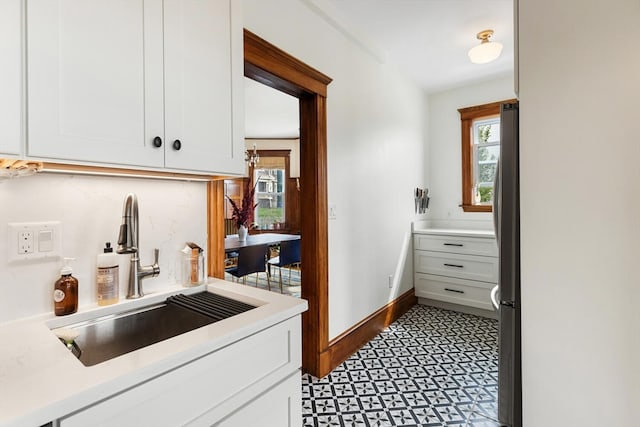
xmin=0 ymin=172 xmax=207 ymax=323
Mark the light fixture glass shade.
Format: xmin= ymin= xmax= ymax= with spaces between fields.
xmin=468 ymin=40 xmax=503 ymax=64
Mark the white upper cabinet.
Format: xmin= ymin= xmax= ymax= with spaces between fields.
xmin=26 ymin=0 xmax=244 ymax=175
xmin=163 ymin=0 xmax=240 ymax=173
xmin=0 ymin=0 xmax=23 ymax=156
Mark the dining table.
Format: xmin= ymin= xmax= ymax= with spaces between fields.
xmin=224 ymin=233 xmax=301 ymax=253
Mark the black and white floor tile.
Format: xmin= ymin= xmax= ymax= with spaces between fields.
xmin=302 ymin=304 xmax=501 ymax=427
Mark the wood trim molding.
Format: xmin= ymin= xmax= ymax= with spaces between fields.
xmin=458 ymin=99 xmax=516 ymax=213
xmin=244 ymin=30 xmax=332 ymax=98
xmin=298 ymin=93 xmax=331 ymax=377
xmin=241 ymin=29 xmax=332 ymax=377
xmin=255 ymin=149 xmax=291 ymax=158
xmin=322 ymin=289 xmax=418 ymax=376
xmin=207 ymin=180 xmax=225 ymax=279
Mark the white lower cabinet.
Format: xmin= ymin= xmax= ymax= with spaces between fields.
xmin=414 ymin=232 xmax=497 ymax=312
xmin=59 ymin=316 xmax=302 ymax=427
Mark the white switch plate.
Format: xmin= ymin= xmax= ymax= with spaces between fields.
xmin=328 ymin=203 xmax=337 ymax=220
xmin=8 ymin=221 xmax=61 ymax=263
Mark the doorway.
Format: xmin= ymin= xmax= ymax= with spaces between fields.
xmin=208 ymin=29 xmax=333 ymax=377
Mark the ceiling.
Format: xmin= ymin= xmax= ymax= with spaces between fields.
xmin=324 ymin=0 xmax=514 ymax=92
xmin=244 ymin=0 xmax=514 ymax=139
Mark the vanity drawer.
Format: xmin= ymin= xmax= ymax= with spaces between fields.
xmin=414 ymin=234 xmax=497 ymax=257
xmin=415 ymin=273 xmax=494 ymax=311
xmin=414 ymin=250 xmax=498 ymax=283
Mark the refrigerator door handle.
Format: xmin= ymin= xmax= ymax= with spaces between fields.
xmin=490 ymin=284 xmax=500 ymax=311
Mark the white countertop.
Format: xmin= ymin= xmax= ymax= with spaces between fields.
xmin=0 ymin=279 xmax=308 ymax=427
xmin=413 ymin=227 xmax=495 ymax=238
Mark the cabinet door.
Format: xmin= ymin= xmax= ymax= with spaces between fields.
xmin=26 ymin=0 xmax=164 ymax=168
xmin=213 ymin=372 xmax=302 ymax=427
xmin=163 ymin=0 xmax=244 ymax=174
xmin=0 ymin=0 xmax=23 ymax=155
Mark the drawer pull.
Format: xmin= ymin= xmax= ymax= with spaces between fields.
xmin=444 ymin=288 xmax=465 ymax=294
xmin=443 ymin=243 xmax=464 ymax=247
xmin=444 ymin=263 xmax=464 ymax=268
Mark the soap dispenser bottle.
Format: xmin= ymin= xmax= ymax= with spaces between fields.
xmin=97 ymin=242 xmax=119 ymax=306
xmin=54 ymin=257 xmax=78 ymax=316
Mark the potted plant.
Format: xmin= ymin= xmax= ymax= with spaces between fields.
xmin=226 ymin=179 xmax=257 ymax=241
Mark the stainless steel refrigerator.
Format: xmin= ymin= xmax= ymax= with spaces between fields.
xmin=491 ymin=101 xmax=522 ymax=427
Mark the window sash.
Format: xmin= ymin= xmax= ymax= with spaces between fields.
xmin=458 ymin=99 xmax=515 ymax=213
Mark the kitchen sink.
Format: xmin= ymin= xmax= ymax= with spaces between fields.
xmin=51 ymin=292 xmax=256 ymax=367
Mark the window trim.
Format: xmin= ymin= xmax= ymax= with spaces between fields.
xmin=249 ymin=149 xmax=291 ymax=230
xmin=458 ymin=99 xmax=516 ymax=213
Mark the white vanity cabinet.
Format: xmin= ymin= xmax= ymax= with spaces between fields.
xmin=59 ymin=316 xmax=302 ymax=427
xmin=414 ymin=231 xmax=498 ymax=312
xmin=0 ymin=0 xmax=23 ymax=156
xmin=26 ymin=0 xmax=244 ymax=175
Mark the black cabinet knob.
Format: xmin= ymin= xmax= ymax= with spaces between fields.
xmin=172 ymin=139 xmax=182 ymax=151
xmin=153 ymin=136 xmax=162 ymax=148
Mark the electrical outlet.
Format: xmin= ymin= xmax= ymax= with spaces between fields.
xmin=8 ymin=221 xmax=61 ymax=263
xmin=388 ymin=274 xmax=393 ymax=289
xmin=18 ymin=231 xmax=34 ymax=254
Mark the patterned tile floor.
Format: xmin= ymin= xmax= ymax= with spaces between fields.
xmin=302 ymin=304 xmax=501 ymax=426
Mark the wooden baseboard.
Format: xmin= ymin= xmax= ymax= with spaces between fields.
xmin=316 ymin=289 xmax=417 ymax=378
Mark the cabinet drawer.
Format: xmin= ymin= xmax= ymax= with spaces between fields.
xmin=415 ymin=273 xmax=494 ymax=311
xmin=414 ymin=234 xmax=497 ymax=257
xmin=414 ymin=250 xmax=497 ymax=283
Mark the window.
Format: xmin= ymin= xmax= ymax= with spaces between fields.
xmin=254 ymin=168 xmax=285 ymax=228
xmin=458 ymin=99 xmax=515 ymax=212
xmin=249 ymin=150 xmax=291 ymax=230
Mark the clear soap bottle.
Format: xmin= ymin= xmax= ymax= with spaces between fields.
xmin=97 ymin=242 xmax=119 ymax=306
xmin=54 ymin=257 xmax=78 ymax=316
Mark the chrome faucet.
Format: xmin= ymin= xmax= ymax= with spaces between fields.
xmin=117 ymin=193 xmax=160 ymax=299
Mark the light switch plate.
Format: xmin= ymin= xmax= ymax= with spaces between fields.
xmin=328 ymin=203 xmax=337 ymax=220
xmin=8 ymin=221 xmax=61 ymax=263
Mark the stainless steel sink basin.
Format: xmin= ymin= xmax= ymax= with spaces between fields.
xmin=51 ymin=292 xmax=256 ymax=367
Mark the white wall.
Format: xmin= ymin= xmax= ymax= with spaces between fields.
xmin=243 ymin=0 xmax=427 ymax=339
xmin=519 ymin=0 xmax=640 ymax=425
xmin=0 ymin=173 xmax=207 ymax=323
xmin=426 ymin=75 xmax=514 ymax=229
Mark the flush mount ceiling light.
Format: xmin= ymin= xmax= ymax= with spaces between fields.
xmin=468 ymin=29 xmax=503 ymax=64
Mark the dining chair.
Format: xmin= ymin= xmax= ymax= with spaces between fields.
xmin=267 ymin=239 xmax=301 ymax=293
xmin=225 ymin=244 xmax=271 ymax=289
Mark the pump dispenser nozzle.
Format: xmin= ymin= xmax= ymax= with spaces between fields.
xmin=60 ymin=257 xmax=76 ymax=275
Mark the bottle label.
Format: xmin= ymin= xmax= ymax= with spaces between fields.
xmin=97 ymin=266 xmax=119 ymax=301
xmin=54 ymin=289 xmax=65 ymax=303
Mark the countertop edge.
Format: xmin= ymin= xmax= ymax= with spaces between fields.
xmin=413 ymin=228 xmax=495 ymax=238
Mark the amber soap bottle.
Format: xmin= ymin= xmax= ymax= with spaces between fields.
xmin=54 ymin=257 xmax=78 ymax=316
